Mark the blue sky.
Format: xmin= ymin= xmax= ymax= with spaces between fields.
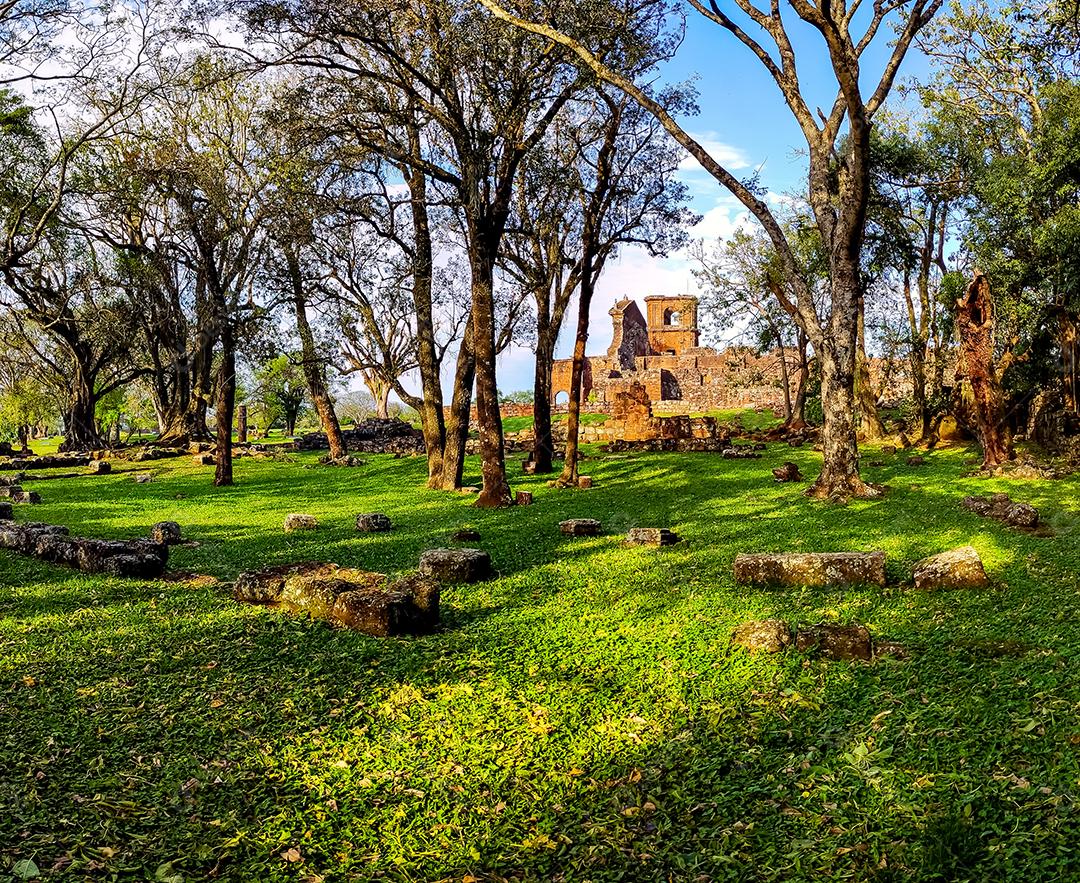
xmin=486 ymin=4 xmax=935 ymax=395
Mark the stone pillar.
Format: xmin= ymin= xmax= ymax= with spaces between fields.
xmin=237 ymin=405 xmax=248 ymax=445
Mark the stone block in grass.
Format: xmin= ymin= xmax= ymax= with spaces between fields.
xmin=560 ymin=519 xmax=601 ymax=537
xmin=625 ymin=527 xmax=679 ymax=547
xmin=913 ymin=546 xmax=989 ymax=590
xmin=284 ymin=514 xmax=318 ymax=532
xmin=734 ymin=551 xmax=886 ymax=588
xmin=795 ymin=623 xmax=873 ymax=661
xmin=419 ymin=548 xmax=493 ymax=583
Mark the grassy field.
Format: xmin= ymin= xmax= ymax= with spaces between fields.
xmin=3 ymin=442 xmax=1080 ymax=881
xmin=500 ymin=413 xmax=610 ymax=434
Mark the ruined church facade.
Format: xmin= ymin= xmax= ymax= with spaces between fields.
xmin=550 ymin=295 xmax=801 ymax=414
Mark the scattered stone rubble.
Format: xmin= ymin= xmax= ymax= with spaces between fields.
xmin=150 ymin=521 xmax=183 ymax=545
xmin=356 ymin=513 xmax=393 ymax=533
xmin=732 ymin=619 xmax=879 ymax=661
xmin=0 ymin=453 xmax=93 ymax=471
xmin=418 ymin=548 xmax=493 ymax=584
xmin=772 ymin=462 xmax=803 ymax=482
xmin=731 ymin=619 xmax=793 ymax=654
xmin=795 ymin=623 xmax=874 ymax=660
xmin=560 ymin=519 xmax=602 ymax=537
xmin=233 ymin=562 xmax=440 ymax=637
xmin=293 ymin=419 xmax=425 ymax=455
xmin=913 ymin=546 xmax=989 ymax=590
xmin=284 ymin=514 xmax=318 ymax=532
xmin=962 ymin=493 xmax=1041 ymax=529
xmin=734 ymin=552 xmax=887 ymax=588
xmin=625 ymin=527 xmax=680 ymax=547
xmin=0 ymin=520 xmax=168 ymax=577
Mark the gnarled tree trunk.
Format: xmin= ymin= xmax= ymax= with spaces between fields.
xmin=956 ymin=272 xmax=1012 ymax=468
xmin=440 ymin=325 xmax=475 ymax=491
xmin=531 ymin=323 xmax=558 ymax=474
xmin=469 ymin=247 xmax=512 ymax=507
xmin=808 ymin=261 xmax=882 ymax=500
xmin=287 ymin=251 xmax=347 ymax=461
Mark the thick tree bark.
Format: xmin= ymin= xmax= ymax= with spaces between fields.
xmin=59 ymin=358 xmax=105 ymax=452
xmin=151 ymin=350 xmax=196 ymax=445
xmin=214 ymin=328 xmax=235 ymax=486
xmin=441 ymin=325 xmax=475 ymax=491
xmin=557 ymin=302 xmax=589 ymax=486
xmin=808 ymin=265 xmax=882 ymax=500
xmin=776 ymin=335 xmax=793 ymax=425
xmin=470 ymin=247 xmax=512 ymax=508
xmin=212 ymin=280 xmax=236 ymax=486
xmin=791 ymin=330 xmax=809 ymax=429
xmin=402 ymin=160 xmax=447 ymax=489
xmin=1057 ymin=309 xmax=1079 ymax=412
xmin=288 ymin=252 xmax=348 ymax=460
xmin=531 ymin=324 xmax=558 ymax=473
xmin=956 ymin=272 xmax=1013 ymax=468
xmin=192 ymin=356 xmax=213 ymax=441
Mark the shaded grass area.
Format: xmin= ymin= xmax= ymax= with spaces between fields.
xmin=2 ymin=444 xmax=1080 ymax=881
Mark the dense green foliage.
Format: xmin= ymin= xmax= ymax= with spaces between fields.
xmin=3 ymin=445 xmax=1080 ymax=881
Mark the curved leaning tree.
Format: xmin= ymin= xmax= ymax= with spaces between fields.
xmin=477 ymin=0 xmax=942 ymax=501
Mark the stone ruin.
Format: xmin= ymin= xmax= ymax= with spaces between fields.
xmin=961 ymin=493 xmax=1041 ymax=529
xmin=233 ymin=562 xmax=440 ymax=637
xmin=734 ymin=546 xmax=990 ymax=593
xmin=734 ymin=551 xmax=887 ymax=588
xmin=0 ymin=520 xmax=169 ymax=577
xmin=233 ymin=548 xmax=494 ymax=636
xmin=550 ymin=296 xmax=804 ymax=415
xmin=293 ymin=419 xmax=425 ymax=455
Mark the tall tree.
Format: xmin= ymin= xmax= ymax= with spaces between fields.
xmin=242 ymin=0 xmax=638 ymax=505
xmin=502 ymin=83 xmax=692 ymax=474
xmin=920 ymin=0 xmax=1080 ymax=416
xmin=479 ymin=0 xmax=941 ymax=500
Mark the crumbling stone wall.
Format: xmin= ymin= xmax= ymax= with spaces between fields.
xmin=551 ymin=299 xmax=804 ymax=416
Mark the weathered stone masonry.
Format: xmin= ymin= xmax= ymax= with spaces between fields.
xmin=550 ymin=296 xmax=802 ymax=415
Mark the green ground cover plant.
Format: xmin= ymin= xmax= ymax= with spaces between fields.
xmin=2 ymin=443 xmax=1080 ymax=881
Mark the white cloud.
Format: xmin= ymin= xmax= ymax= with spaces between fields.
xmin=678 ymin=132 xmax=755 ymax=174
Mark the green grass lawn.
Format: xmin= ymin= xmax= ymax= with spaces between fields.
xmin=3 ymin=444 xmax=1080 ymax=881
xmin=501 ymin=413 xmax=609 ymax=434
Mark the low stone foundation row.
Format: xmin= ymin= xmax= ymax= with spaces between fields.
xmin=0 ymin=521 xmax=169 ymax=577
xmin=293 ymin=419 xmax=425 ymax=455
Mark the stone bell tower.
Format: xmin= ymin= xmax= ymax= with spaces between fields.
xmin=644 ymin=295 xmax=700 ymax=355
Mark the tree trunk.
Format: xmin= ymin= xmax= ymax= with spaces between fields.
xmin=440 ymin=325 xmax=475 ymax=491
xmin=403 ymin=160 xmax=446 ymax=489
xmin=791 ymin=330 xmax=809 ymax=428
xmin=558 ymin=257 xmax=595 ymax=488
xmin=807 ymin=266 xmax=879 ymax=500
xmin=189 ymin=303 xmax=216 ymax=442
xmin=470 ymin=249 xmax=512 ymax=508
xmin=1058 ymin=310 xmax=1079 ymax=412
xmin=776 ymin=334 xmax=793 ymax=426
xmin=237 ymin=404 xmax=248 ymax=444
xmin=214 ymin=321 xmax=236 ymax=487
xmin=956 ymin=272 xmax=1012 ymax=468
xmin=855 ymin=294 xmax=886 ymax=440
xmin=531 ymin=325 xmax=558 ymax=473
xmin=59 ymin=362 xmax=104 ymax=452
xmin=287 ymin=254 xmax=348 ymax=460
xmin=152 ymin=353 xmax=197 ymax=445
